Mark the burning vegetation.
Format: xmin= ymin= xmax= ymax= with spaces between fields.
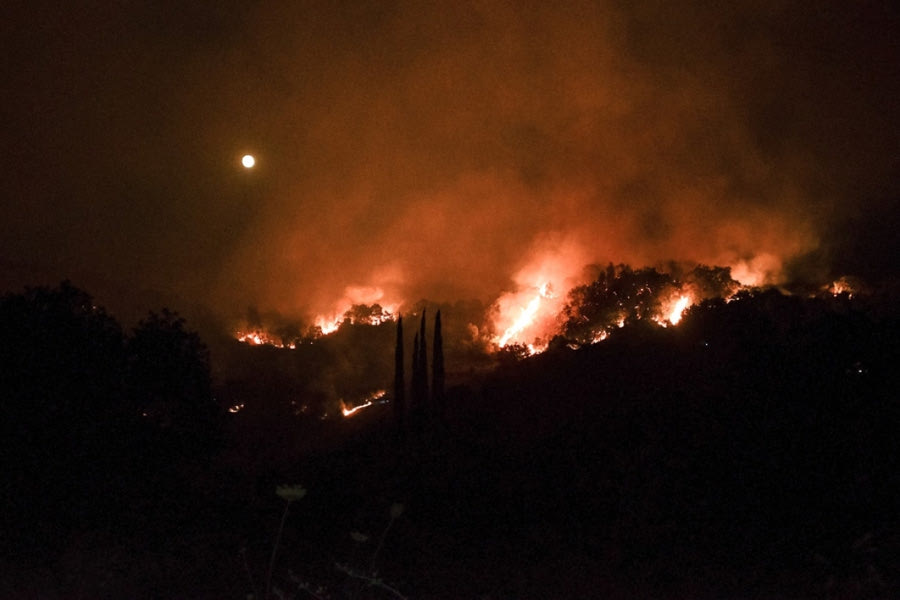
xmin=232 ymin=261 xmax=747 ymax=357
xmin=224 ymin=256 xmax=884 ymax=425
xmin=236 ymin=303 xmax=397 ymax=349
xmin=558 ymin=263 xmax=740 ymax=347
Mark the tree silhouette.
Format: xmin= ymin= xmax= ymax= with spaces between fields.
xmin=393 ymin=315 xmax=405 ymax=433
xmin=411 ymin=328 xmax=420 ymax=418
xmin=562 ymin=264 xmax=678 ymax=342
xmin=126 ymin=308 xmax=221 ymax=452
xmin=432 ymin=310 xmax=445 ymax=412
xmin=0 ymin=282 xmax=133 ymax=557
xmin=417 ymin=310 xmax=428 ymax=406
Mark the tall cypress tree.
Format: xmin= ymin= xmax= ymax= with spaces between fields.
xmin=411 ymin=330 xmax=420 ymax=412
xmin=393 ymin=315 xmax=405 ymax=431
xmin=418 ymin=310 xmax=428 ymax=405
xmin=432 ymin=310 xmax=445 ymax=410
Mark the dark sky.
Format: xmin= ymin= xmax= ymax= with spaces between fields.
xmin=2 ymin=1 xmax=897 ymax=325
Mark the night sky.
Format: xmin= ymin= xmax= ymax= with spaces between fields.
xmin=2 ymin=1 xmax=897 ymax=326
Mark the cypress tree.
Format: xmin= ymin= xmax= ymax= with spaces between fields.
xmin=393 ymin=316 xmax=405 ymax=431
xmin=432 ymin=310 xmax=445 ymax=410
xmin=418 ymin=310 xmax=428 ymax=405
xmin=411 ymin=330 xmax=420 ymax=411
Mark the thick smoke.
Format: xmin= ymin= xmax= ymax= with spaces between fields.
xmin=213 ymin=0 xmax=893 ymax=322
xmin=2 ymin=1 xmax=896 ymax=327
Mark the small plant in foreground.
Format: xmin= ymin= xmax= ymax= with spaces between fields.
xmin=250 ymin=494 xmax=407 ymax=600
xmin=244 ymin=484 xmax=306 ymax=600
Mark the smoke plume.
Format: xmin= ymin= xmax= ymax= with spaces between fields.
xmin=2 ymin=1 xmax=896 ymax=328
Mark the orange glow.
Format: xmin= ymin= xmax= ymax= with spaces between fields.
xmin=312 ymin=285 xmax=399 ymax=337
xmin=497 ymin=282 xmax=553 ymax=348
xmin=592 ymin=330 xmax=609 ymax=343
xmin=315 ymin=317 xmax=342 ymax=335
xmin=341 ymin=400 xmax=371 ymax=417
xmin=830 ymin=276 xmax=858 ymax=297
xmin=341 ymin=390 xmax=387 ymax=417
xmin=235 ymin=254 xmax=777 ymax=357
xmin=666 ymin=295 xmax=691 ymax=325
xmin=236 ymin=330 xmax=295 ymax=348
xmin=492 ymin=241 xmax=590 ymax=350
xmin=729 ymin=254 xmax=781 ymax=288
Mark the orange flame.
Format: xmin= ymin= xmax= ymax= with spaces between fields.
xmin=340 ymin=389 xmax=387 ymax=418
xmin=666 ymin=295 xmax=691 ymax=325
xmin=236 ymin=330 xmax=296 ymax=348
xmin=314 ymin=317 xmax=342 ymax=335
xmin=497 ymin=282 xmax=554 ymax=348
xmin=492 ymin=240 xmax=590 ymax=350
xmin=313 ymin=285 xmax=398 ymax=336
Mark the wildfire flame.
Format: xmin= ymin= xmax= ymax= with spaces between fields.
xmin=313 ymin=285 xmax=399 ymax=335
xmin=656 ymin=295 xmax=691 ymax=327
xmin=491 ymin=241 xmax=590 ymax=351
xmin=497 ymin=282 xmax=554 ymax=348
xmin=669 ymin=295 xmax=690 ymax=324
xmin=830 ymin=276 xmax=860 ymax=297
xmin=341 ymin=389 xmax=387 ymax=417
xmin=236 ymin=330 xmax=296 ymax=349
xmin=314 ymin=317 xmax=342 ymax=335
xmin=235 ymin=251 xmax=764 ymax=357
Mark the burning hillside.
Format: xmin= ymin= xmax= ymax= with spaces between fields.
xmin=231 ymin=258 xmax=814 ymax=358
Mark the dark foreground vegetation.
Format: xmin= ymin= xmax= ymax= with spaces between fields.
xmin=1 ymin=281 xmax=898 ymax=598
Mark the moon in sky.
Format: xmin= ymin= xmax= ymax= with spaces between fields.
xmin=241 ymin=154 xmax=255 ymax=169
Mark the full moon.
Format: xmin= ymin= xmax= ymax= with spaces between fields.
xmin=241 ymin=154 xmax=255 ymax=169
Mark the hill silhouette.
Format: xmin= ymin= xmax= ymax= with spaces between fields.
xmin=1 ymin=281 xmax=898 ymax=598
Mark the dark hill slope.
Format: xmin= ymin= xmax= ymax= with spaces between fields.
xmin=296 ymin=290 xmax=900 ymax=597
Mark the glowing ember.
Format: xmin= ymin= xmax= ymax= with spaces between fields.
xmin=233 ymin=296 xmax=398 ymax=348
xmin=341 ymin=401 xmax=371 ymax=417
xmin=237 ymin=331 xmax=266 ymax=345
xmin=341 ymin=390 xmax=387 ymax=418
xmin=830 ymin=276 xmax=860 ymax=297
xmin=236 ymin=330 xmax=295 ymax=349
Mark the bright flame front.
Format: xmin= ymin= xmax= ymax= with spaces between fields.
xmin=341 ymin=389 xmax=387 ymax=418
xmin=497 ymin=282 xmax=554 ymax=348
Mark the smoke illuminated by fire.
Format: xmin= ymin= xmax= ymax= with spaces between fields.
xmin=2 ymin=3 xmax=894 ymax=353
xmin=213 ymin=5 xmax=893 ymax=361
xmin=199 ymin=2 xmax=874 ymax=336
